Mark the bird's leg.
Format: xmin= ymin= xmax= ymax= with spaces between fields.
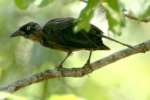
xmin=83 ymin=50 xmax=93 ymax=69
xmin=57 ymin=51 xmax=72 ymax=68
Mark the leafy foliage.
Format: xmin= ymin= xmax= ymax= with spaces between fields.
xmin=74 ymin=0 xmax=100 ymax=32
xmin=14 ymin=0 xmax=150 ymax=34
xmin=38 ymin=0 xmax=54 ymax=7
xmin=0 ymin=0 xmax=150 ymax=100
xmin=103 ymin=0 xmax=125 ymax=35
xmin=140 ymin=2 xmax=150 ymax=20
xmin=15 ymin=0 xmax=35 ymax=9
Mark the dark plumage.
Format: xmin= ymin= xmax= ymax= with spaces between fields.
xmin=42 ymin=17 xmax=109 ymax=51
xmin=11 ymin=17 xmax=110 ymax=68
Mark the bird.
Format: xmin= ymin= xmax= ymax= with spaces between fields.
xmin=10 ymin=17 xmax=137 ymax=68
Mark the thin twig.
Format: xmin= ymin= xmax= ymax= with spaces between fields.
xmin=124 ymin=14 xmax=150 ymax=22
xmin=0 ymin=40 xmax=150 ymax=93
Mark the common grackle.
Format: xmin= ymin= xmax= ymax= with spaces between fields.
xmin=11 ymin=17 xmax=136 ymax=68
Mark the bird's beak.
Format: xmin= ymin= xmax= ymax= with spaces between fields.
xmin=10 ymin=30 xmax=23 ymax=37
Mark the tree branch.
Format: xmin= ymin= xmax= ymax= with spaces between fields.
xmin=0 ymin=40 xmax=150 ymax=93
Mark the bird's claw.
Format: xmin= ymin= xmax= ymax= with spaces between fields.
xmin=56 ymin=64 xmax=63 ymax=70
xmin=83 ymin=62 xmax=93 ymax=71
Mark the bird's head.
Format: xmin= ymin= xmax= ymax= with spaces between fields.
xmin=11 ymin=22 xmax=42 ymax=41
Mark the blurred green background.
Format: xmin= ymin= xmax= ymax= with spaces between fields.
xmin=0 ymin=0 xmax=150 ymax=100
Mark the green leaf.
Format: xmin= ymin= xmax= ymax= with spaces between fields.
xmin=75 ymin=0 xmax=100 ymax=32
xmin=15 ymin=0 xmax=35 ymax=9
xmin=39 ymin=0 xmax=54 ymax=7
xmin=106 ymin=0 xmax=120 ymax=12
xmin=104 ymin=0 xmax=125 ymax=35
xmin=141 ymin=4 xmax=150 ymax=19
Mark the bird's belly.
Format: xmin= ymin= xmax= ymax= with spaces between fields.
xmin=41 ymin=40 xmax=79 ymax=52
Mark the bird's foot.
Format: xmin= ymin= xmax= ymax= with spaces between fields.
xmin=56 ymin=64 xmax=63 ymax=70
xmin=83 ymin=62 xmax=93 ymax=71
xmin=83 ymin=62 xmax=90 ymax=67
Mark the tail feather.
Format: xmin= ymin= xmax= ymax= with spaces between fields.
xmin=102 ymin=44 xmax=110 ymax=50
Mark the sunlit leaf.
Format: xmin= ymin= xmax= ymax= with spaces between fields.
xmin=106 ymin=0 xmax=120 ymax=12
xmin=39 ymin=0 xmax=54 ymax=7
xmin=0 ymin=92 xmax=27 ymax=100
xmin=103 ymin=0 xmax=125 ymax=35
xmin=141 ymin=4 xmax=150 ymax=19
xmin=49 ymin=94 xmax=82 ymax=100
xmin=15 ymin=0 xmax=35 ymax=9
xmin=74 ymin=0 xmax=100 ymax=32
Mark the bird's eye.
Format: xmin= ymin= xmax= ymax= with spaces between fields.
xmin=26 ymin=26 xmax=31 ymax=31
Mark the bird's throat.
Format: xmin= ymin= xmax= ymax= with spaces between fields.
xmin=29 ymin=31 xmax=45 ymax=43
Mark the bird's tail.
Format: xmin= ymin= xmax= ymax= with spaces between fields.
xmin=96 ymin=34 xmax=141 ymax=52
xmin=99 ymin=43 xmax=110 ymax=50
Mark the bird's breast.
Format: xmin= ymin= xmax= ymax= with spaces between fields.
xmin=41 ymin=39 xmax=76 ymax=52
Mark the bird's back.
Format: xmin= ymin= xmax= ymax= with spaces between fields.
xmin=42 ymin=17 xmax=109 ymax=51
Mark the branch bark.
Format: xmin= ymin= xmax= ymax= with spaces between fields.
xmin=0 ymin=40 xmax=150 ymax=93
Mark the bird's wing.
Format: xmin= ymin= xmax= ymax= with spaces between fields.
xmin=43 ymin=17 xmax=75 ymax=32
xmin=60 ymin=28 xmax=103 ymax=49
